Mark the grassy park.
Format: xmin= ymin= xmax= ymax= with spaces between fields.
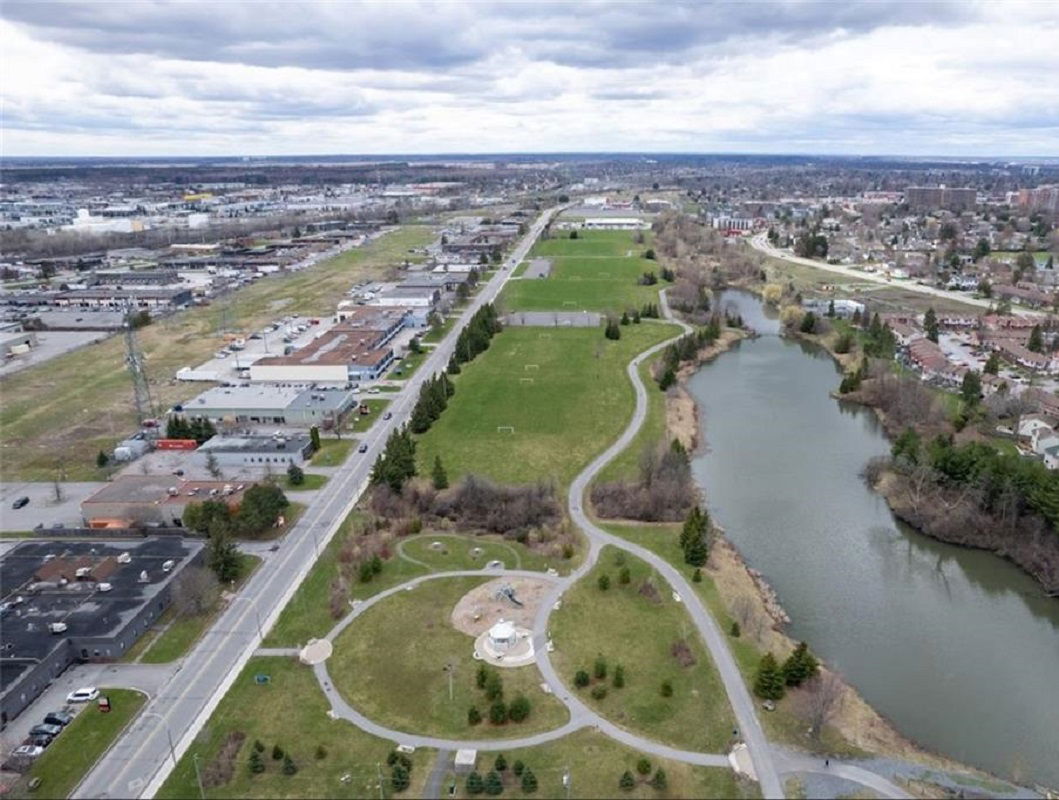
xmin=549 ymin=547 xmax=735 ymax=753
xmin=446 ymin=729 xmax=754 ymax=799
xmin=397 ymin=533 xmax=555 ymax=573
xmin=501 ymin=229 xmax=662 ymax=313
xmin=157 ymin=658 xmax=434 ymax=799
xmin=310 ymin=438 xmax=353 ymax=467
xmin=415 ymin=323 xmax=679 ymax=488
xmin=0 ymin=226 xmax=433 ymax=481
xmin=330 ymin=576 xmax=569 ymax=739
xmin=9 ymin=689 xmax=145 ymax=800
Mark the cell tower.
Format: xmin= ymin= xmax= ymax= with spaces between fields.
xmin=124 ymin=306 xmax=155 ymax=425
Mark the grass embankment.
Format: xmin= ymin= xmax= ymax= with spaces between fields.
xmin=444 ymin=729 xmax=754 ymax=799
xmin=398 ymin=533 xmax=554 ymax=573
xmin=330 ymin=576 xmax=569 ymax=739
xmin=344 ymin=398 xmax=391 ymax=434
xmin=282 ymin=472 xmax=328 ymax=491
xmin=550 ymin=546 xmax=735 ymax=753
xmin=502 ymin=229 xmax=661 ymax=313
xmin=0 ymin=226 xmax=433 ymax=481
xmin=262 ymin=512 xmax=429 ymax=647
xmin=132 ymin=553 xmax=261 ymax=663
xmin=310 ymin=439 xmax=353 ymax=467
xmin=415 ymin=323 xmax=679 ymax=488
xmin=603 ymin=523 xmax=866 ymax=758
xmin=157 ymin=658 xmax=433 ymax=799
xmin=11 ymin=688 xmax=146 ymax=800
xmin=596 ymin=358 xmax=666 ymax=483
xmin=387 ymin=350 xmax=428 ymax=380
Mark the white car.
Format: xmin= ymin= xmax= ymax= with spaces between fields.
xmin=66 ymin=687 xmax=99 ymax=703
xmin=12 ymin=745 xmax=44 ymax=759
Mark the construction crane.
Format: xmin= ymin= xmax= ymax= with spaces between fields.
xmin=123 ymin=305 xmax=155 ymax=426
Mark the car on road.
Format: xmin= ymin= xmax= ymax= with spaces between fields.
xmin=383 ymin=412 xmax=392 ymax=420
xmin=43 ymin=710 xmax=73 ymax=727
xmin=66 ymin=687 xmax=99 ymax=703
xmin=358 ymin=443 xmax=369 ymax=453
xmin=11 ymin=496 xmax=29 ymax=509
xmin=29 ymin=723 xmax=62 ymax=739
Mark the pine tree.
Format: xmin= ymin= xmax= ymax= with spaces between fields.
xmin=282 ymin=754 xmax=297 ymax=775
xmin=684 ymin=533 xmax=708 ymax=567
xmin=494 ymin=754 xmax=507 ymax=772
xmin=782 ymin=642 xmax=819 ymax=687
xmin=96 ymin=450 xmax=109 ymax=468
xmin=613 ymin=664 xmax=625 ymax=688
xmin=447 ymin=354 xmax=462 ymax=375
xmin=598 ymin=573 xmax=611 ymax=591
xmin=619 ymin=770 xmax=636 ymax=791
xmin=984 ymin=351 xmax=1000 ymax=375
xmin=650 ymin=769 xmax=668 ymax=790
xmin=432 ymin=455 xmax=449 ymax=489
xmin=272 ymin=744 xmax=284 ymax=760
xmin=521 ymin=768 xmax=538 ymax=793
xmin=476 ymin=663 xmax=489 ymax=689
xmin=730 ymin=621 xmax=741 ymax=637
xmin=594 ymin=655 xmax=607 ymax=680
xmin=924 ymin=307 xmax=939 ymax=342
xmin=249 ymin=749 xmax=265 ymax=774
xmin=489 ymin=700 xmax=507 ymax=725
xmin=468 ymin=706 xmax=482 ymax=725
xmin=466 ymin=770 xmax=484 ymax=795
xmin=309 ymin=425 xmax=321 ymax=451
xmin=1029 ymin=325 xmax=1044 ymax=353
xmin=508 ymin=695 xmax=531 ymax=722
xmin=392 ymin=763 xmax=410 ymax=792
xmin=636 ymin=758 xmax=652 ymax=775
xmin=484 ymin=771 xmax=503 ymax=795
xmin=754 ymin=652 xmax=786 ymax=700
xmin=618 ymin=566 xmax=631 ymax=585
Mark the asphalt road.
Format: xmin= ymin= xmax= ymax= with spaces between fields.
xmin=749 ymin=233 xmax=1044 ymax=317
xmin=72 ymin=207 xmax=560 ymax=799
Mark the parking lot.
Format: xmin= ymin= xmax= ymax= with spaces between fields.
xmin=0 ymin=482 xmax=104 ymax=532
xmin=0 ymin=331 xmax=112 ymax=377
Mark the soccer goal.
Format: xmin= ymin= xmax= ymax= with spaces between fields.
xmin=524 ymin=364 xmax=539 ymax=371
xmin=497 ymin=425 xmax=515 ymax=434
xmin=562 ymin=300 xmax=577 ymax=307
xmin=519 ymin=377 xmax=535 ymax=384
xmin=538 ymin=332 xmax=552 ymax=339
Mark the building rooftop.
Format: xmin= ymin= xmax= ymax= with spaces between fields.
xmin=199 ymin=433 xmax=312 ymax=455
xmin=0 ymin=538 xmax=203 ymax=683
xmin=254 ymin=330 xmax=386 ymax=368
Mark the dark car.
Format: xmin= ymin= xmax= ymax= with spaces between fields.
xmin=29 ymin=723 xmax=62 ymax=738
xmin=383 ymin=412 xmax=392 ymax=420
xmin=12 ymin=496 xmax=29 ymax=509
xmin=358 ymin=443 xmax=369 ymax=453
xmin=26 ymin=733 xmax=53 ymax=748
xmin=43 ymin=710 xmax=73 ymax=727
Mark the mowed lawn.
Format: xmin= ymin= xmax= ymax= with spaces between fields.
xmin=451 ymin=729 xmax=753 ymax=799
xmin=416 ymin=323 xmax=680 ymax=488
xmin=0 ymin=226 xmax=433 ymax=481
xmin=330 ymin=577 xmax=569 ymax=739
xmin=549 ymin=547 xmax=736 ymax=753
xmin=503 ymin=229 xmax=662 ymax=313
xmin=157 ymin=657 xmax=434 ymax=799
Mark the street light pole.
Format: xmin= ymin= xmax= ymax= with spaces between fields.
xmin=192 ymin=752 xmax=206 ymax=800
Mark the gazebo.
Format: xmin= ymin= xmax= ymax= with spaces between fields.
xmin=487 ymin=619 xmax=517 ymax=651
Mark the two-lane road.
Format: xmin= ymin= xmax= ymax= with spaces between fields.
xmin=73 ymin=207 xmax=560 ymax=799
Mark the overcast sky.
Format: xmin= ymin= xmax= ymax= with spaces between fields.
xmin=2 ymin=0 xmax=1057 ymax=157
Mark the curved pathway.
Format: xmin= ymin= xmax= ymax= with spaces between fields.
xmin=309 ymin=288 xmax=905 ymax=799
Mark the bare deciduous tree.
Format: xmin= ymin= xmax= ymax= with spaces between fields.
xmin=171 ymin=567 xmax=220 ymax=618
xmin=794 ymin=671 xmax=845 ymax=740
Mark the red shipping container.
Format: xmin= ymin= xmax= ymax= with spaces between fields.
xmin=155 ymin=438 xmax=198 ymax=451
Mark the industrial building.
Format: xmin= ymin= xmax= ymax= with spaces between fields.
xmin=582 ymin=217 xmax=650 ymax=230
xmin=249 ymin=329 xmax=395 ymax=382
xmin=0 ymin=538 xmax=204 ymax=724
xmin=183 ymin=383 xmax=358 ymax=427
xmin=80 ymin=476 xmax=256 ymax=528
xmin=194 ymin=433 xmax=314 ymax=470
xmin=54 ymin=287 xmax=193 ymax=309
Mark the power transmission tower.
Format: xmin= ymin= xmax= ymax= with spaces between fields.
xmin=124 ymin=305 xmax=155 ymax=425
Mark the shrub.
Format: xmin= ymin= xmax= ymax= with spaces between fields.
xmin=730 ymin=621 xmax=741 ymax=638
xmin=590 ymin=685 xmax=608 ymax=700
xmin=521 ymin=768 xmax=538 ymax=793
xmin=315 ymin=744 xmax=327 ymax=760
xmin=618 ymin=566 xmax=631 ymax=585
xmin=282 ymin=754 xmax=297 ymax=775
xmin=468 ymin=706 xmax=482 ymax=725
xmin=692 ymin=568 xmax=702 ymax=583
xmin=392 ymin=763 xmax=410 ymax=792
xmin=476 ymin=663 xmax=489 ymax=689
xmin=484 ymin=770 xmax=504 ymax=795
xmin=613 ymin=664 xmax=625 ymax=688
xmin=513 ymin=760 xmax=525 ymax=777
xmin=660 ymin=679 xmax=673 ymax=697
xmin=598 ymin=573 xmax=611 ymax=591
xmin=485 ymin=672 xmax=504 ymax=701
xmin=594 ymin=655 xmax=608 ymax=680
xmin=508 ymin=695 xmax=531 ymax=722
xmin=650 ymin=769 xmax=668 ymax=790
xmin=271 ymin=744 xmax=284 ymax=760
xmin=574 ymin=670 xmax=590 ymax=688
xmin=466 ymin=770 xmax=484 ymax=795
xmin=636 ymin=758 xmax=652 ymax=775
xmin=489 ymin=700 xmax=508 ymax=725
xmin=619 ymin=770 xmax=636 ymax=791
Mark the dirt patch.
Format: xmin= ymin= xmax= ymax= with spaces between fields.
xmin=638 ymin=579 xmax=662 ymax=605
xmin=670 ymin=639 xmax=696 ymax=667
xmin=202 ymin=730 xmax=246 ymax=788
xmin=450 ymin=576 xmax=553 ymax=636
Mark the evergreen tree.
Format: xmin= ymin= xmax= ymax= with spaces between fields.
xmin=494 ymin=754 xmax=507 ymax=772
xmin=272 ymin=744 xmax=284 ymax=760
xmin=961 ymin=370 xmax=982 ymax=407
xmin=1029 ymin=325 xmax=1044 ymax=353
xmin=484 ymin=771 xmax=503 ymax=795
xmin=370 ymin=427 xmax=417 ymax=492
xmin=249 ymin=749 xmax=265 ymax=774
xmin=650 ymin=769 xmax=668 ymax=790
xmin=730 ymin=621 xmax=741 ymax=637
xmin=782 ymin=641 xmax=819 ymax=687
xmin=618 ymin=566 xmax=631 ymax=585
xmin=660 ymin=679 xmax=673 ymax=697
xmin=286 ymin=463 xmax=304 ymax=486
xmin=432 ymin=455 xmax=449 ymax=489
xmin=680 ymin=506 xmax=709 ymax=566
xmin=620 ymin=311 xmax=630 ymax=325
xmin=605 ymin=319 xmax=622 ymax=340
xmin=466 ymin=771 xmax=484 ymax=795
xmin=508 ymin=695 xmax=531 ymax=722
xmin=513 ymin=761 xmax=525 ymax=777
xmin=392 ymin=763 xmax=410 ymax=792
xmin=924 ymin=307 xmax=939 ymax=342
xmin=613 ymin=664 xmax=625 ymax=688
xmin=447 ymin=354 xmax=462 ymax=375
xmin=658 ymin=366 xmax=676 ymax=391
xmin=637 ymin=758 xmax=652 ymax=775
xmin=476 ymin=663 xmax=489 ymax=689
xmin=594 ymin=655 xmax=608 ymax=680
xmin=468 ymin=706 xmax=482 ymax=725
xmin=619 ymin=771 xmax=636 ymax=791
xmin=309 ymin=425 xmax=321 ymax=451
xmin=521 ymin=769 xmax=538 ymax=793
xmin=753 ymin=652 xmax=786 ymax=701
xmin=489 ymin=700 xmax=508 ymax=725
xmin=485 ymin=671 xmax=503 ymax=701
xmin=208 ymin=524 xmax=242 ymax=582
xmin=96 ymin=450 xmax=109 ymax=468
xmin=598 ymin=573 xmax=611 ymax=591
xmin=827 ymin=299 xmax=836 ymax=318
xmin=684 ymin=533 xmax=708 ymax=567
xmin=574 ymin=670 xmax=590 ymax=688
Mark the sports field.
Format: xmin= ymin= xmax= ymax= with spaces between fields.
xmin=415 ymin=322 xmax=680 ymax=488
xmin=502 ymin=230 xmax=662 ymax=314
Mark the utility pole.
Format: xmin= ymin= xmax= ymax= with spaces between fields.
xmin=123 ymin=303 xmax=155 ymax=425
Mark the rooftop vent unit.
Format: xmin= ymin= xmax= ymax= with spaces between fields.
xmin=75 ymin=567 xmax=91 ymax=579
xmin=162 ymin=559 xmax=175 ymax=573
xmin=117 ymin=552 xmax=131 ymax=564
xmin=97 ymin=582 xmax=113 ymax=593
xmin=48 ymin=622 xmax=68 ymax=634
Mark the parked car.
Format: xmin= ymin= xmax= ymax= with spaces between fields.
xmin=11 ymin=745 xmax=44 ymax=760
xmin=11 ymin=496 xmax=29 ymax=509
xmin=66 ymin=687 xmax=99 ymax=703
xmin=43 ymin=710 xmax=73 ymax=727
xmin=26 ymin=733 xmax=53 ymax=748
xmin=29 ymin=723 xmax=62 ymax=738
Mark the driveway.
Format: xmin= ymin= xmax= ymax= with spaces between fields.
xmin=0 ymin=482 xmax=105 ymax=531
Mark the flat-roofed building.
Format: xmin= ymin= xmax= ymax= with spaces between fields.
xmin=80 ymin=476 xmax=255 ymax=528
xmin=583 ymin=217 xmax=650 ymax=230
xmin=184 ymin=383 xmax=357 ymax=427
xmin=194 ymin=433 xmax=313 ymax=470
xmin=249 ymin=329 xmax=395 ymax=382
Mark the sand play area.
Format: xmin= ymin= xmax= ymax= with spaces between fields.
xmin=450 ymin=576 xmax=553 ymax=636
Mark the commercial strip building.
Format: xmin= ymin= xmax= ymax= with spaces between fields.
xmin=582 ymin=217 xmax=650 ymax=230
xmin=181 ymin=383 xmax=358 ymax=427
xmin=0 ymin=538 xmax=204 ymax=724
xmin=80 ymin=476 xmax=256 ymax=528
xmin=53 ymin=287 xmax=193 ymax=309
